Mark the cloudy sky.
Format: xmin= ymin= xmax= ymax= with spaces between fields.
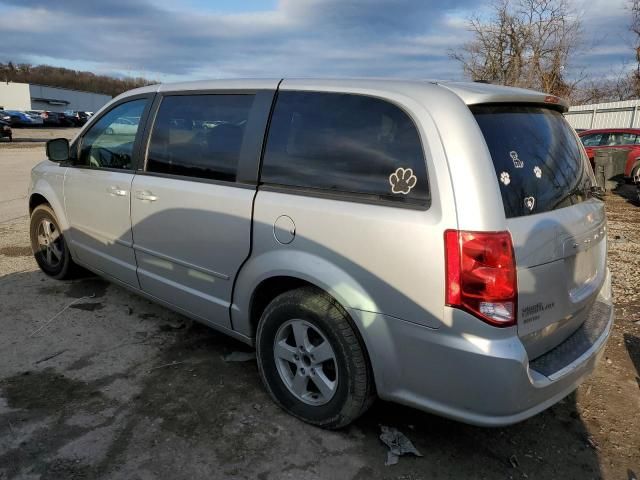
xmin=0 ymin=0 xmax=633 ymax=83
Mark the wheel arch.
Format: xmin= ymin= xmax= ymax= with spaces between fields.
xmin=630 ymin=157 xmax=640 ymax=177
xmin=231 ymin=250 xmax=380 ymax=340
xmin=29 ymin=181 xmax=70 ymax=234
xmin=248 ymin=275 xmax=315 ymax=335
xmin=29 ymin=193 xmax=49 ymax=213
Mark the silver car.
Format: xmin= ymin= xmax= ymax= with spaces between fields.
xmin=29 ymin=79 xmax=613 ymax=429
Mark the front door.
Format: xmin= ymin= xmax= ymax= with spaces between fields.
xmin=130 ymin=90 xmax=275 ymax=328
xmin=64 ymin=96 xmax=151 ymax=287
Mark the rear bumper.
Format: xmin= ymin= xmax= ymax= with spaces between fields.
xmin=351 ymin=275 xmax=613 ymax=427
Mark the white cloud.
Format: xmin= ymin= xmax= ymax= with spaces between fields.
xmin=0 ymin=0 xmax=632 ymax=83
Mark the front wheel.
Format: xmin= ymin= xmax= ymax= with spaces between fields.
xmin=630 ymin=164 xmax=640 ymax=184
xmin=30 ymin=204 xmax=78 ymax=279
xmin=256 ymin=287 xmax=374 ymax=429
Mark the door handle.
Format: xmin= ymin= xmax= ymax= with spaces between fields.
xmin=107 ymin=186 xmax=128 ymax=197
xmin=135 ymin=190 xmax=158 ymax=202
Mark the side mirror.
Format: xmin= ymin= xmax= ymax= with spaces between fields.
xmin=46 ymin=138 xmax=70 ymax=163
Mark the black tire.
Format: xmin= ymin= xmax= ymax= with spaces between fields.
xmin=30 ymin=204 xmax=78 ymax=279
xmin=256 ymin=286 xmax=374 ymax=429
xmin=630 ymin=163 xmax=640 ymax=184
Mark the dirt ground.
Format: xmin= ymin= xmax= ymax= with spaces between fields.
xmin=0 ymin=134 xmax=639 ymax=479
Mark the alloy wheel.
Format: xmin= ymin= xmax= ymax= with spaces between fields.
xmin=36 ymin=218 xmax=63 ymax=269
xmin=273 ymin=319 xmax=338 ymax=406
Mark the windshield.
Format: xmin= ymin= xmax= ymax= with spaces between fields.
xmin=473 ymin=104 xmax=595 ymax=218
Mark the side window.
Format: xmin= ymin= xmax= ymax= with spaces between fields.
xmin=261 ymin=91 xmax=429 ymax=207
xmin=607 ymin=133 xmax=622 ymax=146
xmin=146 ymin=94 xmax=255 ymax=182
xmin=621 ymin=133 xmax=638 ymax=145
xmin=78 ymin=99 xmax=147 ymax=170
xmin=581 ymin=133 xmax=604 ymax=147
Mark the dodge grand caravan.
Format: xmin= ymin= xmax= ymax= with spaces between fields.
xmin=29 ymin=79 xmax=613 ymax=429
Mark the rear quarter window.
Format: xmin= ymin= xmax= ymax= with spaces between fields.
xmin=473 ymin=105 xmax=595 ymax=218
xmin=261 ymin=91 xmax=429 ymax=207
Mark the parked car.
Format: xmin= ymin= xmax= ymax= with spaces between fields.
xmin=56 ymin=112 xmax=77 ymax=127
xmin=0 ymin=119 xmax=11 ymax=141
xmin=3 ymin=110 xmax=43 ymax=127
xmin=104 ymin=116 xmax=140 ymax=135
xmin=63 ymin=110 xmax=90 ymax=126
xmin=30 ymin=79 xmax=612 ymax=429
xmin=38 ymin=111 xmax=65 ymax=126
xmin=25 ymin=111 xmax=46 ymax=126
xmin=27 ymin=110 xmax=56 ymax=126
xmin=579 ymin=128 xmax=640 ymax=180
xmin=0 ymin=110 xmax=10 ymax=123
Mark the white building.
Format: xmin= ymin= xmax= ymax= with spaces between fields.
xmin=0 ymin=82 xmax=111 ymax=113
xmin=565 ymin=99 xmax=640 ymax=130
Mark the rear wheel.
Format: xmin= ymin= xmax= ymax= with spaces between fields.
xmin=30 ymin=204 xmax=78 ymax=279
xmin=256 ymin=287 xmax=374 ymax=429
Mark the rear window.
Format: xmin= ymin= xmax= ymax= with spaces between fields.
xmin=473 ymin=105 xmax=594 ymax=218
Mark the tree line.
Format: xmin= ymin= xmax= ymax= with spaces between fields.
xmin=450 ymin=0 xmax=640 ymax=104
xmin=0 ymin=62 xmax=156 ymax=98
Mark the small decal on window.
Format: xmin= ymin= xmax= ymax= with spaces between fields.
xmin=500 ymin=172 xmax=511 ymax=185
xmin=524 ymin=196 xmax=535 ymax=211
xmin=389 ymin=167 xmax=417 ymax=194
xmin=510 ymin=151 xmax=524 ymax=168
xmin=533 ymin=166 xmax=542 ymax=178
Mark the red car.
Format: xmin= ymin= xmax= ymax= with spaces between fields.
xmin=578 ymin=128 xmax=640 ymax=179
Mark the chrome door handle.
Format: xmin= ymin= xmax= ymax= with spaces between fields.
xmin=135 ymin=190 xmax=158 ymax=202
xmin=107 ymin=186 xmax=128 ymax=197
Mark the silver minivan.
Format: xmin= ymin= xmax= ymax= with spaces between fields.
xmin=29 ymin=79 xmax=613 ymax=429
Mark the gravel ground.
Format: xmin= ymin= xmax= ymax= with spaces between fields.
xmin=0 ymin=128 xmax=80 ymax=223
xmin=0 ymin=143 xmax=638 ymax=479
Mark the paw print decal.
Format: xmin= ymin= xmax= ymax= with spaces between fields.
xmin=500 ymin=172 xmax=511 ymax=185
xmin=389 ymin=167 xmax=417 ymax=194
xmin=533 ymin=166 xmax=542 ymax=178
xmin=510 ymin=151 xmax=524 ymax=168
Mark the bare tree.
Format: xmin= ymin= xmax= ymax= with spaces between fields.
xmin=571 ymin=67 xmax=636 ymax=104
xmin=627 ymin=0 xmax=640 ymax=97
xmin=0 ymin=62 xmax=156 ymax=97
xmin=450 ymin=0 xmax=582 ymax=97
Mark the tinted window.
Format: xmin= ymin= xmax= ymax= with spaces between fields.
xmin=607 ymin=132 xmax=638 ymax=145
xmin=262 ymin=92 xmax=428 ymax=207
xmin=580 ymin=133 xmax=605 ymax=147
xmin=473 ymin=105 xmax=595 ymax=218
xmin=78 ymin=99 xmax=147 ymax=170
xmin=146 ymin=94 xmax=255 ymax=182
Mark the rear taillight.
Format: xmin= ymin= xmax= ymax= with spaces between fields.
xmin=445 ymin=229 xmax=517 ymax=327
